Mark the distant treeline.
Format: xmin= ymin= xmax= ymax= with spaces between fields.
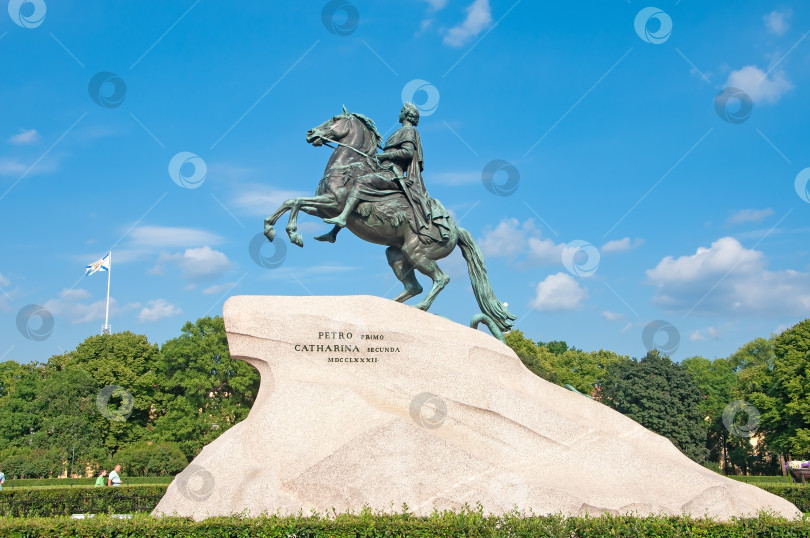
xmin=506 ymin=319 xmax=810 ymax=474
xmin=1 ymin=315 xmax=807 ymax=479
xmin=0 ymin=317 xmax=258 ymax=479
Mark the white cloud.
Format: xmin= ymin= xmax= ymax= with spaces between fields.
xmin=601 ymin=310 xmax=625 ymax=322
xmin=58 ymin=289 xmax=92 ymax=302
xmin=129 ymin=226 xmax=223 ymax=248
xmin=423 ymin=0 xmax=448 ymax=10
xmin=646 ymin=236 xmax=810 ymax=317
xmin=601 ymin=237 xmax=644 ymax=254
xmin=0 ymin=274 xmax=11 ymax=313
xmin=527 ymin=237 xmax=565 ymax=265
xmin=42 ymin=288 xmax=139 ymax=325
xmin=260 ymin=263 xmax=360 ymax=282
xmin=478 ymin=218 xmax=565 ymax=266
xmin=690 ymin=326 xmax=719 ymax=341
xmin=202 ymin=282 xmax=237 ymax=295
xmin=725 ymin=208 xmax=774 ymax=226
xmin=154 ymin=246 xmax=232 ymax=283
xmin=725 ymin=65 xmax=793 ymax=104
xmin=479 ymin=218 xmax=530 ymax=258
xmin=8 ymin=129 xmax=40 ymax=145
xmin=764 ymin=9 xmax=791 ymax=35
xmin=443 ymin=0 xmax=492 ymax=47
xmin=230 ymin=184 xmax=306 ymax=217
xmin=0 ymin=157 xmax=57 ymax=177
xmin=139 ymin=299 xmax=181 ymax=322
xmin=531 ymin=272 xmax=588 ymax=312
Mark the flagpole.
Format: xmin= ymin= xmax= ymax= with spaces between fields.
xmin=104 ymin=251 xmax=111 ymax=334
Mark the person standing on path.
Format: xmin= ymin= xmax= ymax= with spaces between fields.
xmin=107 ymin=464 xmax=122 ymax=487
xmin=95 ymin=469 xmax=107 ymax=487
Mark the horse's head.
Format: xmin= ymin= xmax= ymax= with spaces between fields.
xmin=306 ymin=106 xmax=382 ymax=155
xmin=306 ymin=107 xmax=352 ymax=147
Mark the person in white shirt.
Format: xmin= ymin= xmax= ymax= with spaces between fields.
xmin=107 ymin=464 xmax=122 ymax=487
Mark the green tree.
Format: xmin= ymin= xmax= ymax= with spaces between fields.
xmin=725 ymin=337 xmax=782 ymax=474
xmin=153 ymin=316 xmax=259 ymax=459
xmin=753 ymin=321 xmax=810 ymax=457
xmin=536 ymin=340 xmax=573 ymax=356
xmin=0 ymin=361 xmax=42 ymax=451
xmin=33 ymin=367 xmax=105 ymax=477
xmin=48 ymin=331 xmax=162 ymax=456
xmin=505 ymin=330 xmax=557 ymax=382
xmin=602 ymin=350 xmax=708 ymax=462
xmin=553 ymin=349 xmax=629 ymax=396
xmin=682 ymin=356 xmax=746 ymax=472
xmin=113 ymin=441 xmax=187 ymax=476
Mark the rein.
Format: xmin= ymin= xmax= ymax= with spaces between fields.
xmin=320 ymin=136 xmax=374 ymax=159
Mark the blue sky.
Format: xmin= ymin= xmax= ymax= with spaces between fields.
xmin=1 ymin=0 xmax=809 ymax=364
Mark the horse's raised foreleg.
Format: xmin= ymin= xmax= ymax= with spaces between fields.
xmin=264 ymin=199 xmax=296 ymax=242
xmin=284 ymin=195 xmax=340 ymax=247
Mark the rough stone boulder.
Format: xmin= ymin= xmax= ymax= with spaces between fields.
xmin=153 ymin=295 xmax=801 ymax=520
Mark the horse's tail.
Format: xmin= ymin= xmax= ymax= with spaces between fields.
xmin=456 ymin=227 xmax=517 ymax=334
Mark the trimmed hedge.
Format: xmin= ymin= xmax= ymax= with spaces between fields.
xmin=0 ymin=512 xmax=808 ymax=537
xmin=3 ymin=476 xmax=173 ymax=488
xmin=0 ymin=482 xmax=805 ymax=519
xmin=758 ymin=484 xmax=810 ymax=513
xmin=730 ymin=475 xmax=793 ymax=485
xmin=0 ymin=485 xmax=166 ymax=517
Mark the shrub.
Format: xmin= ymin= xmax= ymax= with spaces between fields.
xmin=0 ymin=485 xmax=166 ymax=517
xmin=3 ymin=476 xmax=174 ymax=489
xmin=0 ymin=512 xmax=808 ymax=537
xmin=113 ymin=441 xmax=188 ymax=477
xmin=758 ymin=484 xmax=810 ymax=513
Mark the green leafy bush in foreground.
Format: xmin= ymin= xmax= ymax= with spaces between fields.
xmin=0 ymin=511 xmax=808 ymax=537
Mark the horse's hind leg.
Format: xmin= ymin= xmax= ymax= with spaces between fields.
xmin=386 ymin=247 xmax=423 ymax=302
xmin=402 ymin=249 xmax=450 ymax=312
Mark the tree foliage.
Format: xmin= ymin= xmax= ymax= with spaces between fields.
xmin=600 ymin=350 xmax=708 ymax=463
xmin=0 ymin=316 xmax=258 ymax=478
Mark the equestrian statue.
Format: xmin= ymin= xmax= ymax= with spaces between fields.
xmin=263 ymin=103 xmax=516 ymax=338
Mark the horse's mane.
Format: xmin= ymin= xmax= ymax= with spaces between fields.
xmin=349 ymin=112 xmax=383 ymax=149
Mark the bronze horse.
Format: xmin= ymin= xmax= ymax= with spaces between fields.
xmin=263 ymin=108 xmax=516 ymax=334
